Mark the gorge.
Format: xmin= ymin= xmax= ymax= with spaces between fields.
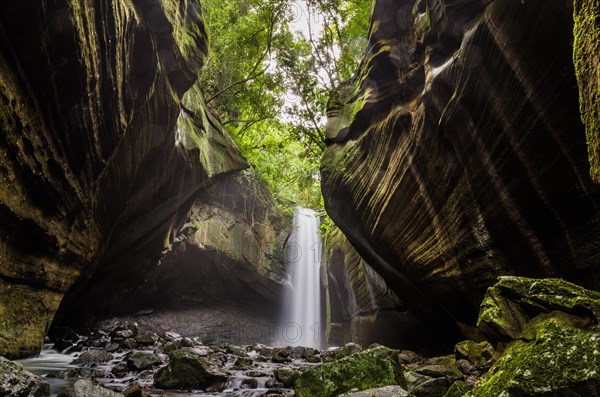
xmin=1 ymin=0 xmax=600 ymax=396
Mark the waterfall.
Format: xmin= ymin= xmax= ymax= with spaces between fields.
xmin=279 ymin=207 xmax=322 ymax=349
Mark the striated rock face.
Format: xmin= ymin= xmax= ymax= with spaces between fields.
xmin=323 ymin=226 xmax=443 ymax=350
xmin=321 ymin=0 xmax=600 ymax=341
xmin=0 ymin=0 xmax=248 ymax=357
xmin=574 ymin=0 xmax=600 ymax=183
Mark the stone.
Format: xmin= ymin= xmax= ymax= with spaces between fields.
xmin=154 ymin=350 xmax=227 ymax=391
xmin=477 ymin=276 xmax=600 ymax=342
xmin=409 ymin=377 xmax=454 ymax=397
xmin=72 ymin=349 xmax=114 ymax=365
xmin=135 ymin=332 xmax=159 ymax=346
xmin=340 ymin=385 xmax=409 ymax=397
xmin=443 ymin=381 xmax=471 ymax=397
xmin=57 ymin=380 xmax=123 ymax=397
xmin=414 ymin=365 xmax=462 ymax=380
xmin=454 ymin=341 xmax=494 ymax=367
xmin=121 ymin=339 xmax=137 ymax=350
xmin=122 ymin=384 xmax=143 ymax=397
xmin=233 ymin=357 xmax=253 ymax=369
xmin=127 ymin=352 xmax=161 ymax=371
xmin=241 ymin=378 xmax=258 ymax=389
xmin=294 ymin=346 xmax=406 ymax=397
xmin=397 ymin=350 xmax=420 ymax=365
xmin=274 ymin=367 xmax=300 ymax=388
xmin=0 ymin=357 xmax=50 ymax=396
xmin=470 ymin=278 xmax=600 ymax=395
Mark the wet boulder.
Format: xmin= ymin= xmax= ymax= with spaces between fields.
xmin=454 ymin=341 xmax=494 ymax=367
xmin=154 ymin=350 xmax=227 ymax=391
xmin=72 ymin=349 xmax=113 ymax=365
xmin=295 ymin=346 xmax=406 ymax=397
xmin=57 ymin=380 xmax=122 ymax=397
xmin=0 ymin=357 xmax=50 ymax=396
xmin=126 ymin=352 xmax=161 ymax=371
xmin=274 ymin=366 xmax=300 ymax=388
xmin=470 ymin=277 xmax=600 ymax=396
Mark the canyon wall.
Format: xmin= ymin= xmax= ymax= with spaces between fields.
xmin=321 ymin=0 xmax=600 ymax=339
xmin=0 ymin=0 xmax=287 ymax=358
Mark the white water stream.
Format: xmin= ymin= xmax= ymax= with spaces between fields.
xmin=279 ymin=207 xmax=322 ymax=349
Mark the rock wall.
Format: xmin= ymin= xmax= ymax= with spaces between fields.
xmin=321 ymin=0 xmax=600 ymax=342
xmin=573 ymin=0 xmax=600 ymax=183
xmin=323 ymin=226 xmax=445 ymax=350
xmin=0 ymin=0 xmax=260 ymax=358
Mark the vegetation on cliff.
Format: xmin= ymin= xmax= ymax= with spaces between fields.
xmin=198 ymin=0 xmax=372 ymax=207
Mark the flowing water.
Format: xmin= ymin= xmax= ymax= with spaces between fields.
xmin=279 ymin=207 xmax=322 ymax=349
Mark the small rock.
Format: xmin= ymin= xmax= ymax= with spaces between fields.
xmin=241 ymin=378 xmax=258 ymax=389
xmin=72 ymin=349 xmax=113 ymax=365
xmin=340 ymin=385 xmax=409 ymax=396
xmin=233 ymin=357 xmax=253 ymax=369
xmin=414 ymin=365 xmax=462 ymax=379
xmin=454 ymin=340 xmax=494 ymax=367
xmin=111 ymin=362 xmax=129 ymax=378
xmin=121 ymin=338 xmax=137 ymax=350
xmin=105 ymin=343 xmax=120 ymax=352
xmin=163 ymin=331 xmax=181 ymax=342
xmin=57 ymin=379 xmax=123 ymax=397
xmin=180 ymin=337 xmax=195 ymax=348
xmin=122 ymin=384 xmax=143 ymax=397
xmin=135 ymin=332 xmax=159 ymax=346
xmin=127 ymin=352 xmax=161 ymax=371
xmin=443 ymin=380 xmax=471 ymax=397
xmin=409 ymin=377 xmax=454 ymax=397
xmin=274 ymin=367 xmax=300 ymax=388
xmin=398 ymin=350 xmax=420 ymax=364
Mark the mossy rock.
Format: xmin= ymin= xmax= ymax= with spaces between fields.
xmin=573 ymin=0 xmax=600 ymax=183
xmin=454 ymin=340 xmax=494 ymax=367
xmin=0 ymin=357 xmax=50 ymax=397
xmin=477 ymin=276 xmax=600 ymax=342
xmin=294 ymin=346 xmax=406 ymax=397
xmin=443 ymin=380 xmax=471 ymax=397
xmin=154 ymin=350 xmax=227 ymax=390
xmin=126 ymin=352 xmax=161 ymax=371
xmin=472 ymin=311 xmax=600 ymax=396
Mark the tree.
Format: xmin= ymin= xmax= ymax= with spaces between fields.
xmin=199 ymin=0 xmax=373 ymax=208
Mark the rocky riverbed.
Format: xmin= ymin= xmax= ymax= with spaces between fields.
xmin=13 ymin=321 xmax=492 ymax=397
xmin=4 ymin=277 xmax=600 ymax=397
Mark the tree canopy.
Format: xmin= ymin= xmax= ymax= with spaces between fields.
xmin=199 ymin=0 xmax=373 ymax=208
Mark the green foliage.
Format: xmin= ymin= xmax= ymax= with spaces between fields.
xmin=199 ymin=0 xmax=372 ymax=207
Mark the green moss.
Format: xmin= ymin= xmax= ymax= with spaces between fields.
xmin=294 ymin=346 xmax=406 ymax=397
xmin=472 ymin=312 xmax=600 ymax=396
xmin=573 ymin=0 xmax=600 ymax=183
xmin=477 ymin=276 xmax=600 ymax=341
xmin=158 ymin=0 xmax=208 ymax=72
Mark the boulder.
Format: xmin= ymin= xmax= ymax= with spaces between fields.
xmin=72 ymin=349 xmax=113 ymax=365
xmin=57 ymin=380 xmax=122 ymax=397
xmin=294 ymin=346 xmax=406 ymax=397
xmin=274 ymin=367 xmax=300 ymax=388
xmin=153 ymin=350 xmax=227 ymax=391
xmin=126 ymin=352 xmax=161 ymax=371
xmin=470 ymin=277 xmax=600 ymax=395
xmin=454 ymin=341 xmax=494 ymax=367
xmin=0 ymin=357 xmax=50 ymax=396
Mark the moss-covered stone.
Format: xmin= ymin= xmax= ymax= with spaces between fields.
xmin=294 ymin=346 xmax=406 ymax=397
xmin=477 ymin=276 xmax=600 ymax=342
xmin=443 ymin=380 xmax=470 ymax=397
xmin=454 ymin=340 xmax=494 ymax=367
xmin=472 ymin=311 xmax=600 ymax=396
xmin=154 ymin=350 xmax=227 ymax=390
xmin=574 ymin=0 xmax=600 ymax=183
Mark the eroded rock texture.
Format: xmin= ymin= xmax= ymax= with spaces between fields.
xmin=321 ymin=0 xmax=600 ymax=340
xmin=0 ymin=0 xmax=249 ymax=357
xmin=323 ymin=226 xmax=441 ymax=349
xmin=574 ymin=0 xmax=600 ymax=183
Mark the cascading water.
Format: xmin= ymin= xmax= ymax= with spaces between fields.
xmin=279 ymin=207 xmax=322 ymax=349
